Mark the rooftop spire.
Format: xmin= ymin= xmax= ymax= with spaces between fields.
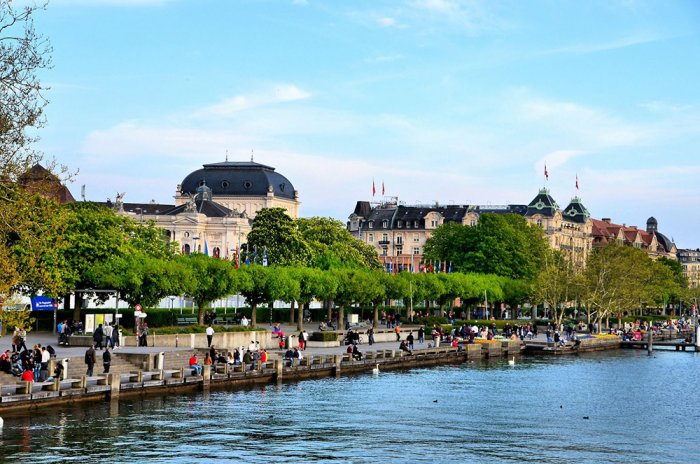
xmin=225 ymin=149 xmax=229 ymax=162
xmin=251 ymin=149 xmax=254 ymax=162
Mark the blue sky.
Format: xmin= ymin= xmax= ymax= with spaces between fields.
xmin=33 ymin=0 xmax=700 ymax=246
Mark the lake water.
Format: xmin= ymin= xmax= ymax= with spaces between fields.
xmin=1 ymin=349 xmax=699 ymax=463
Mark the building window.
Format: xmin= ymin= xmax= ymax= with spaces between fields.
xmin=368 ymin=221 xmax=373 ymax=229
xmin=414 ymin=236 xmax=420 ymax=242
xmin=381 ymin=247 xmax=388 ymax=256
xmin=413 ymin=247 xmax=420 ymax=255
xmin=396 ymin=246 xmax=403 ymax=255
xmin=382 ymin=233 xmax=389 ymax=242
xmin=536 ymin=219 xmax=543 ymax=228
xmin=368 ymin=234 xmax=374 ymax=243
xmin=396 ymin=235 xmax=403 ymax=245
xmin=430 ymin=220 xmax=437 ymax=227
xmin=414 ymin=220 xmax=420 ymax=228
xmin=470 ymin=219 xmax=477 ymax=226
xmin=383 ymin=220 xmax=388 ymax=228
xmin=397 ymin=221 xmax=402 ymax=228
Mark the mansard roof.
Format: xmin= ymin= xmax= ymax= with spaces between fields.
xmin=525 ymin=188 xmax=559 ymax=218
xmin=561 ymin=196 xmax=590 ymax=224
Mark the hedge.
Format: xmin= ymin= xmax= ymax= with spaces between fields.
xmin=309 ymin=331 xmax=338 ymax=342
xmin=143 ymin=325 xmax=265 ymax=335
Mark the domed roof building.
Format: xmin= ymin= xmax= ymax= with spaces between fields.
xmin=114 ymin=159 xmax=300 ymax=257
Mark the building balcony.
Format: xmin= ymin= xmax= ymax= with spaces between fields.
xmin=378 ymin=240 xmax=390 ymax=245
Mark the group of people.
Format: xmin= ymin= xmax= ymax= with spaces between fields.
xmin=84 ymin=344 xmax=112 ymax=376
xmin=0 ymin=341 xmax=56 ymax=382
xmin=91 ymin=323 xmax=122 ymax=350
xmin=57 ymin=320 xmax=84 ymax=345
xmin=189 ymin=340 xmax=268 ymax=374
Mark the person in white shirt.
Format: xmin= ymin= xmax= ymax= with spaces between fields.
xmin=104 ymin=324 xmax=114 ymax=349
xmin=206 ymin=324 xmax=215 ymax=347
xmin=241 ymin=315 xmax=249 ymax=327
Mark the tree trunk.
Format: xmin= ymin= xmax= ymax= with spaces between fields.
xmin=197 ymin=304 xmax=205 ymax=325
xmin=289 ymin=300 xmax=295 ymax=324
xmin=326 ymin=300 xmax=332 ymax=324
xmin=338 ymin=304 xmax=344 ymax=330
xmin=439 ymin=302 xmax=445 ymax=317
xmin=72 ymin=292 xmax=82 ymax=323
xmin=251 ymin=303 xmax=257 ymax=328
xmin=297 ymin=302 xmax=304 ymax=331
xmin=373 ymin=303 xmax=379 ymax=328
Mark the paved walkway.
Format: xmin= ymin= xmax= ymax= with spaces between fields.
xmin=0 ymin=324 xmax=553 ymax=360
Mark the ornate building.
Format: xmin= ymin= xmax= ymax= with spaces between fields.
xmin=523 ymin=188 xmax=593 ymax=267
xmin=590 ymin=216 xmax=677 ymax=260
xmin=348 ymin=188 xmax=675 ymax=266
xmin=115 ymin=160 xmax=300 ymax=257
xmin=347 ymin=199 xmax=526 ymax=262
xmin=678 ymin=249 xmax=700 ymax=288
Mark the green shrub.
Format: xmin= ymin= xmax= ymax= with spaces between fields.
xmin=149 ymin=325 xmax=264 ymax=335
xmin=309 ymin=331 xmax=338 ymax=342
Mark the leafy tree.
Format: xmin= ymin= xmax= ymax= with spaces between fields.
xmin=8 ymin=193 xmax=71 ymax=298
xmin=246 ymin=208 xmax=311 ymax=266
xmin=424 ymin=213 xmax=547 ymax=280
xmin=531 ymin=251 xmax=578 ymax=327
xmin=297 ymin=217 xmax=380 ymax=270
xmin=0 ymin=0 xmax=55 ymax=296
xmin=583 ymin=244 xmax=653 ymax=331
xmin=88 ymin=254 xmax=192 ymax=309
xmin=181 ymin=253 xmax=239 ymax=325
xmin=58 ymin=202 xmax=175 ymax=319
xmin=237 ymin=265 xmax=271 ymax=328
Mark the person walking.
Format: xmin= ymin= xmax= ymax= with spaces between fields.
xmin=367 ymin=326 xmax=375 ymax=346
xmin=206 ymin=324 xmax=215 ymax=348
xmin=418 ymin=326 xmax=425 ymax=344
xmin=139 ymin=323 xmax=149 ymax=347
xmin=395 ymin=324 xmax=401 ymax=341
xmin=104 ymin=323 xmax=114 ymax=349
xmin=103 ymin=347 xmax=112 ymax=374
xmin=407 ymin=331 xmax=415 ymax=350
xmin=93 ymin=324 xmax=104 ymax=350
xmin=85 ymin=345 xmax=96 ymax=376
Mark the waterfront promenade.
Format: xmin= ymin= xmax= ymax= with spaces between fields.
xmin=0 ymin=323 xmax=691 ymax=413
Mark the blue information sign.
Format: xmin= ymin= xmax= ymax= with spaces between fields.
xmin=31 ymin=296 xmax=54 ymax=311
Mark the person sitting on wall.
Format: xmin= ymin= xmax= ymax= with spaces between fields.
xmin=352 ymin=343 xmax=363 ymax=361
xmin=189 ymin=353 xmax=202 ymax=375
xmin=399 ymin=340 xmax=413 ymax=355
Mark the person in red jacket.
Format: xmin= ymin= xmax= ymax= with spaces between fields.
xmin=189 ymin=353 xmax=202 ymax=375
xmin=21 ymin=368 xmax=34 ymax=382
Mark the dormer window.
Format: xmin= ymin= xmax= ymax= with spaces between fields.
xmin=397 ymin=221 xmax=402 ymax=228
xmin=368 ymin=221 xmax=374 ymax=229
xmin=382 ymin=220 xmax=388 ymax=229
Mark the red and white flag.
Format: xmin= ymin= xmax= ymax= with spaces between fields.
xmin=576 ymin=174 xmax=579 ymax=191
xmin=382 ymin=180 xmax=385 ymax=196
xmin=372 ymin=179 xmax=376 ymax=197
xmin=544 ymin=163 xmax=549 ymax=181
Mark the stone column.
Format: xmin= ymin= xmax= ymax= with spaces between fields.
xmin=275 ymin=359 xmax=283 ymax=381
xmin=333 ymin=354 xmax=341 ymax=377
xmin=108 ymin=373 xmax=120 ymax=399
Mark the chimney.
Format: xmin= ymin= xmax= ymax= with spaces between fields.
xmin=602 ymin=218 xmax=611 ymax=224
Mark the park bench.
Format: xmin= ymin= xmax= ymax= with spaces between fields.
xmin=176 ymin=317 xmax=197 ymax=326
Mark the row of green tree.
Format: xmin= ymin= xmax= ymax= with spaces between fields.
xmin=422 ymin=213 xmax=694 ymax=330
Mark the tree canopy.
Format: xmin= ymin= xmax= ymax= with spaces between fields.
xmin=423 ymin=213 xmax=548 ymax=281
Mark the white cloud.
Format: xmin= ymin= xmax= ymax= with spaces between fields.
xmin=536 ymin=150 xmax=586 ymax=173
xmin=194 ymin=84 xmax=311 ymax=119
xmin=376 ymin=17 xmax=407 ymax=28
xmin=364 ymin=54 xmax=404 ymax=64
